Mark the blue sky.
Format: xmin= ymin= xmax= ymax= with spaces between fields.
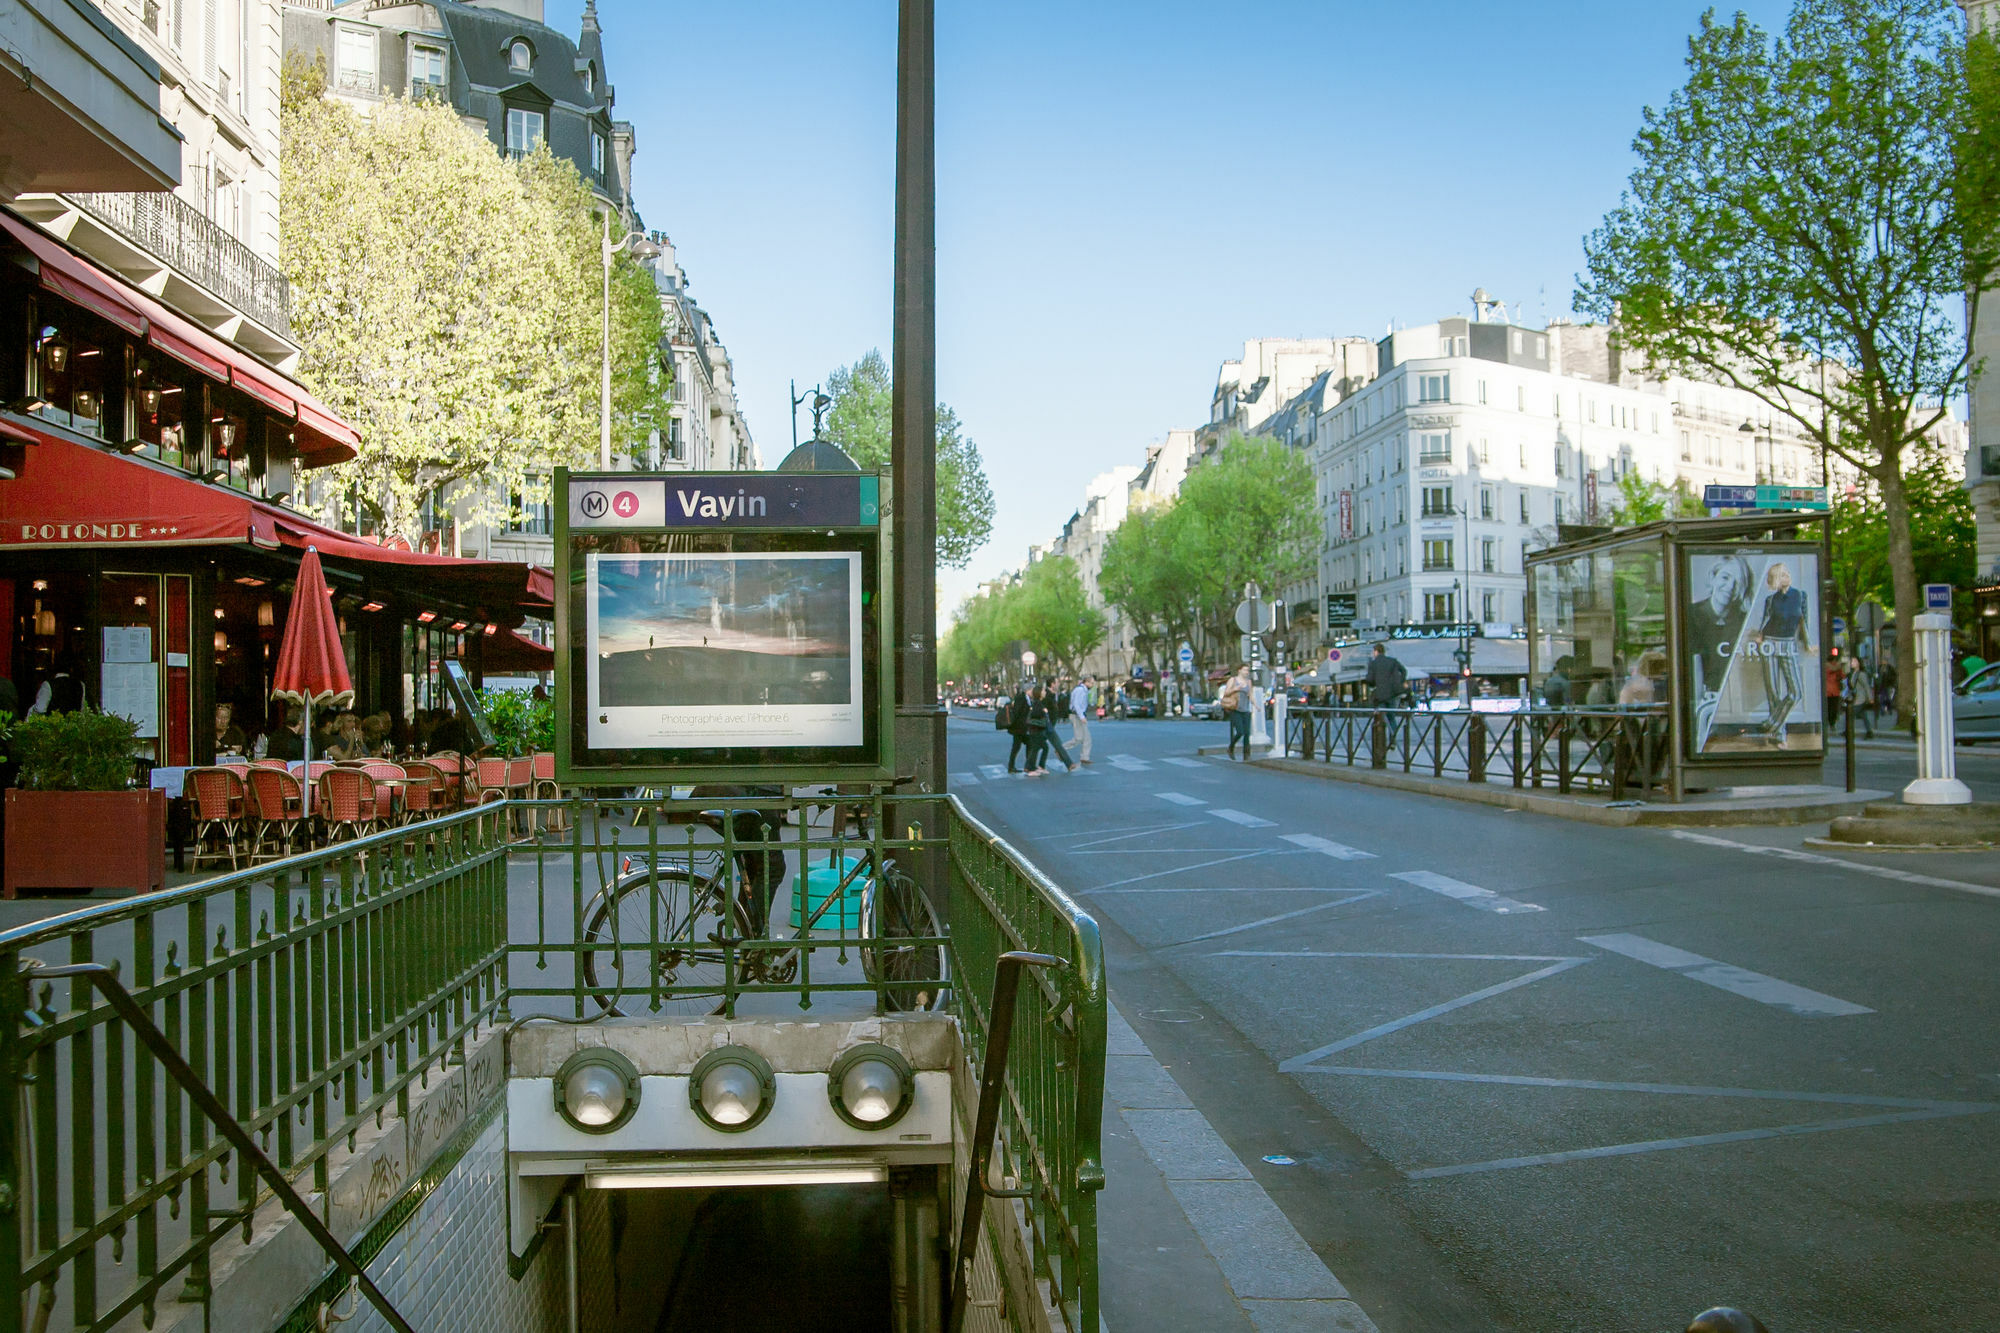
xmin=551 ymin=0 xmax=1799 ymax=619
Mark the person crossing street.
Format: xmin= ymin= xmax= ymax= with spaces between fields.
xmin=1069 ymin=674 xmax=1094 ymax=764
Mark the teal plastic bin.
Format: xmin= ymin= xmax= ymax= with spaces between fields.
xmin=790 ymin=852 xmax=869 ymax=930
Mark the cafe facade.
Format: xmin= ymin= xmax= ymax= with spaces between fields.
xmin=1 ymin=206 xmax=549 ymax=767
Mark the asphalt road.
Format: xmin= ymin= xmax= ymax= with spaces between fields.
xmin=947 ymin=714 xmax=2000 ymax=1333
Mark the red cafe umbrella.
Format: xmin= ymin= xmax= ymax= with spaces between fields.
xmin=270 ymin=547 xmax=354 ymax=815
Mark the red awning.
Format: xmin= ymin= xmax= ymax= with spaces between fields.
xmin=0 ymin=422 xmax=276 ymax=549
xmin=268 ymin=511 xmax=542 ymax=624
xmin=1 ymin=208 xmax=359 ymax=467
xmin=479 ymin=627 xmax=554 ymax=673
xmin=0 ymin=211 xmax=145 ymax=335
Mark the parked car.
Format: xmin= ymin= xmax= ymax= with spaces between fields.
xmin=1954 ymin=662 xmax=2000 ymax=740
xmin=1186 ymin=695 xmax=1223 ymax=721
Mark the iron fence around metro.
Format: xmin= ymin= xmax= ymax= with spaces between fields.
xmin=1282 ymin=704 xmax=1672 ymax=798
xmin=1 ymin=791 xmax=1103 ymax=1333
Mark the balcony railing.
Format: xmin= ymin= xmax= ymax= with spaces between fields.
xmin=65 ymin=190 xmax=292 ymax=336
xmin=410 ymin=77 xmax=449 ymax=103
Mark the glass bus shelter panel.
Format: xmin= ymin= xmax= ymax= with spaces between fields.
xmin=1530 ymin=536 xmax=1669 ymax=706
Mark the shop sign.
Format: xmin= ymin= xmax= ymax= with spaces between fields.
xmin=8 ymin=520 xmax=184 ymax=544
xmin=1388 ymin=622 xmax=1481 ymax=640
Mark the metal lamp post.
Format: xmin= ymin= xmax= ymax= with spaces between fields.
xmin=601 ymin=212 xmax=660 ymax=468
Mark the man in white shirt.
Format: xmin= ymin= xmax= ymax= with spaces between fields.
xmin=1069 ymin=675 xmax=1094 ymax=765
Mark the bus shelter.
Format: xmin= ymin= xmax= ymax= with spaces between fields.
xmin=1526 ymin=514 xmax=1830 ymax=797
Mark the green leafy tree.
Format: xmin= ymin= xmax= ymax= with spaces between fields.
xmin=280 ymin=57 xmax=668 ymax=541
xmin=1100 ymin=502 xmax=1202 ymax=672
xmin=823 ymin=351 xmax=996 ymax=568
xmin=1831 ymin=440 xmax=1977 ymax=622
xmin=1012 ymin=556 xmax=1107 ymax=674
xmin=1611 ymin=473 xmax=1709 ymax=525
xmin=1171 ymin=433 xmax=1318 ymax=663
xmin=1577 ymin=0 xmax=2000 ymax=722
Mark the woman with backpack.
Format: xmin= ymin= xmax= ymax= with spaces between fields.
xmin=1000 ymin=684 xmax=1031 ymax=772
xmin=1023 ymin=682 xmax=1055 ymax=775
xmin=1220 ymin=664 xmax=1253 ymax=760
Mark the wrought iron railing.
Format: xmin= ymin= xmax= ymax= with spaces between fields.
xmin=3 ymin=792 xmax=1104 ymax=1333
xmin=64 ymin=191 xmax=293 ymax=337
xmin=1283 ymin=704 xmax=1670 ymax=798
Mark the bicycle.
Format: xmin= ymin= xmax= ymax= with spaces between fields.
xmin=578 ymin=791 xmax=947 ymax=1017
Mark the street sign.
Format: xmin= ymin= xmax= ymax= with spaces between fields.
xmin=1855 ymin=600 xmax=1885 ymax=635
xmin=1327 ymin=648 xmax=1342 ymax=663
xmin=1324 ymin=592 xmax=1356 ymax=626
xmin=1177 ymin=642 xmax=1194 ymax=671
xmin=1702 ymin=483 xmax=1827 ymax=511
xmin=1703 ymin=484 xmax=1757 ymax=508
xmin=1233 ymin=599 xmax=1276 ymax=634
xmin=1925 ymin=583 xmax=1953 ymax=612
xmin=1832 ymin=616 xmax=1847 ymax=635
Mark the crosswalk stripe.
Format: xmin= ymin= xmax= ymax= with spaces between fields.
xmin=1162 ymin=757 xmax=1208 ymax=768
xmin=951 ymin=771 xmax=980 ymax=786
xmin=1580 ymin=932 xmax=1872 ymax=1017
xmin=1280 ymin=833 xmax=1377 ymax=861
xmin=1389 ymin=870 xmax=1543 ymax=914
xmin=1208 ymin=808 xmax=1276 ymax=828
xmin=979 ymin=764 xmax=1008 ymax=780
xmin=1156 ymin=792 xmax=1207 ymax=807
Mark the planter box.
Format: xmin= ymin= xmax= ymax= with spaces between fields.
xmin=4 ymin=789 xmax=166 ymax=897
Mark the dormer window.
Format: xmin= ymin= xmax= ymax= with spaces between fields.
xmin=508 ymin=39 xmax=532 ymax=72
xmin=582 ymin=63 xmax=595 ymax=93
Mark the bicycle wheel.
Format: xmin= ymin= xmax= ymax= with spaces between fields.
xmin=860 ymin=866 xmax=948 ymax=1013
xmin=580 ymin=870 xmax=750 ymax=1016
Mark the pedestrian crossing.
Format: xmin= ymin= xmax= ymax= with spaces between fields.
xmin=1156 ymin=792 xmax=1207 ymax=806
xmin=1209 ymin=808 xmax=1277 ymax=828
xmin=1280 ymin=832 xmax=1377 ymax=861
xmin=1161 ymin=757 xmax=1209 ymax=768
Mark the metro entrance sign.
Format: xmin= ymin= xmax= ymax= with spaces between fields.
xmin=1703 ymin=484 xmax=1829 ymax=511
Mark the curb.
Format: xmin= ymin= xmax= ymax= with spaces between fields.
xmin=1801 ymin=836 xmax=1996 ymax=854
xmin=1245 ymin=755 xmax=1887 ymax=827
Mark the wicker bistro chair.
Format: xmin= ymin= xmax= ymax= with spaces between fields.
xmin=184 ymin=767 xmax=249 ymax=871
xmin=316 ymin=767 xmax=382 ymax=844
xmin=357 ymin=761 xmax=408 ymax=823
xmin=246 ymin=767 xmax=309 ymax=862
xmin=464 ymin=756 xmax=510 ymax=809
xmin=531 ymin=752 xmax=567 ymax=834
xmin=427 ymin=752 xmax=464 ymax=806
xmin=397 ymin=761 xmax=449 ymax=823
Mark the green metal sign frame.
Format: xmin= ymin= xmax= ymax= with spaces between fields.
xmin=552 ymin=467 xmax=896 ymax=786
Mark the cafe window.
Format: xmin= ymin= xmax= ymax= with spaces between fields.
xmin=31 ymin=313 xmax=117 ymax=438
xmin=128 ymin=352 xmax=199 ymax=465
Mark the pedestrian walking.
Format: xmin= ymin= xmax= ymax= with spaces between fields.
xmin=1842 ymin=656 xmax=1875 ymax=739
xmin=1220 ymin=664 xmax=1253 ymax=759
xmin=1365 ymin=643 xmax=1408 ymax=742
xmin=1041 ymin=680 xmax=1078 ymax=770
xmin=1005 ymin=683 xmax=1031 ymax=773
xmin=1023 ymin=682 xmax=1055 ymax=775
xmin=1070 ymin=674 xmax=1094 ymax=764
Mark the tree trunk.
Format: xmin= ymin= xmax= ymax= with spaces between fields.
xmin=1877 ymin=459 xmax=1922 ymax=731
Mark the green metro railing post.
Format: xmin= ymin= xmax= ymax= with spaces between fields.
xmin=0 ymin=949 xmax=24 ymax=1333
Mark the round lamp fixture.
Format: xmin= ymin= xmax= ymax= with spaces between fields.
xmin=689 ymin=1046 xmax=776 ymax=1132
xmin=553 ymin=1049 xmax=641 ymax=1134
xmin=827 ymin=1044 xmax=914 ymax=1130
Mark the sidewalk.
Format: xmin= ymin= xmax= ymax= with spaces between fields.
xmin=1099 ymin=1003 xmax=1379 ymax=1332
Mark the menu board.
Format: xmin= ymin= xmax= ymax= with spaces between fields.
xmin=103 ymin=626 xmax=152 ymax=664
xmin=101 ymin=662 xmax=159 ymax=737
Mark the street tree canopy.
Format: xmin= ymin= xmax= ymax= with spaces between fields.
xmin=823 ymin=351 xmax=995 ymax=568
xmin=1098 ymin=433 xmax=1315 ymax=676
xmin=941 ymin=556 xmax=1106 ymax=681
xmin=280 ymin=57 xmax=669 ymax=541
xmin=1577 ymin=0 xmax=2000 ymax=720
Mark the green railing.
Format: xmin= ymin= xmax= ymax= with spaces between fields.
xmin=0 ymin=808 xmax=512 ymax=1332
xmin=2 ymin=793 xmax=1103 ymax=1333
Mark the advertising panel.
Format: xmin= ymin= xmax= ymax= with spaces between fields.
xmin=584 ymin=551 xmax=864 ymax=751
xmin=1682 ymin=545 xmax=1822 ymax=757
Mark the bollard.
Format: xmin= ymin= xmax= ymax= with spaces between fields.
xmin=1248 ymin=686 xmax=1270 ymax=747
xmin=1273 ymin=690 xmax=1289 ymax=758
xmin=1468 ymin=715 xmax=1487 ymax=783
xmin=1686 ymin=1308 xmax=1769 ymax=1333
xmin=1904 ymin=612 xmax=1972 ymax=805
xmin=1370 ymin=710 xmax=1388 ymax=768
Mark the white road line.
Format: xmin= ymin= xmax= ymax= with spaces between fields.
xmin=1404 ymin=1105 xmax=1993 ymax=1181
xmin=1580 ymin=932 xmax=1873 ymax=1017
xmin=1208 ymin=808 xmax=1277 ymax=828
xmin=1040 ymin=821 xmax=1192 ymax=843
xmin=951 ymin=771 xmax=980 ymax=786
xmin=1156 ymin=792 xmax=1208 ymax=807
xmin=1222 ymin=951 xmax=1581 ymax=962
xmin=1108 ymin=754 xmax=1153 ymax=771
xmin=1670 ymin=829 xmax=2000 ymax=902
xmin=1064 ymin=823 xmax=1205 ymax=850
xmin=1309 ymin=1067 xmax=1994 ymax=1112
xmin=1162 ymin=756 xmax=1209 ymax=768
xmin=1280 ymin=833 xmax=1377 ymax=862
xmin=1164 ymin=893 xmax=1380 ymax=946
xmin=978 ymin=764 xmax=1008 ymax=780
xmin=1390 ymin=870 xmax=1544 ymax=915
xmin=1086 ymin=851 xmax=1275 ymax=891
xmin=1279 ymin=958 xmax=1591 ymax=1071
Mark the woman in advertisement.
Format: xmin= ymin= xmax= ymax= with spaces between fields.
xmin=1685 ymin=553 xmax=1752 ymax=752
xmin=1747 ymin=561 xmax=1813 ymax=746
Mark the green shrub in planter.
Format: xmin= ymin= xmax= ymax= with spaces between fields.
xmin=476 ymin=688 xmax=554 ymax=755
xmin=12 ymin=708 xmax=141 ymax=791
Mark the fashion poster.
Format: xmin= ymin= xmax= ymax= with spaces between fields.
xmin=585 ymin=551 xmax=863 ymax=750
xmin=1682 ymin=548 xmax=1822 ymax=757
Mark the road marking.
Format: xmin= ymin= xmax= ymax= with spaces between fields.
xmin=1096 ymin=885 xmax=1375 ymax=894
xmin=979 ymin=764 xmax=1008 ymax=780
xmin=1087 ymin=851 xmax=1276 ymax=891
xmin=951 ymin=771 xmax=980 ymax=786
xmin=1280 ymin=833 xmax=1377 ymax=861
xmin=1222 ymin=951 xmax=1580 ymax=962
xmin=1108 ymin=754 xmax=1153 ymax=771
xmin=1041 ymin=821 xmax=1194 ymax=843
xmin=1163 ymin=893 xmax=1381 ymax=946
xmin=1669 ymin=829 xmax=2000 ymax=902
xmin=1312 ymin=1067 xmax=1989 ymax=1111
xmin=1156 ymin=792 xmax=1208 ymax=807
xmin=1162 ymin=756 xmax=1208 ymax=768
xmin=1280 ymin=958 xmax=1591 ymax=1071
xmin=1390 ymin=870 xmax=1544 ymax=915
xmin=1209 ymin=808 xmax=1277 ymax=828
xmin=1064 ymin=823 xmax=1205 ymax=850
xmin=1404 ymin=1105 xmax=1994 ymax=1181
xmin=1580 ymin=932 xmax=1873 ymax=1017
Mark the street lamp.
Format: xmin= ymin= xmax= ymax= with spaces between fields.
xmin=601 ymin=213 xmax=662 ymax=468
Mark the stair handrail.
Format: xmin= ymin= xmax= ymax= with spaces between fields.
xmin=24 ymin=962 xmax=416 ymax=1333
xmin=947 ymin=949 xmax=1064 ymax=1333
